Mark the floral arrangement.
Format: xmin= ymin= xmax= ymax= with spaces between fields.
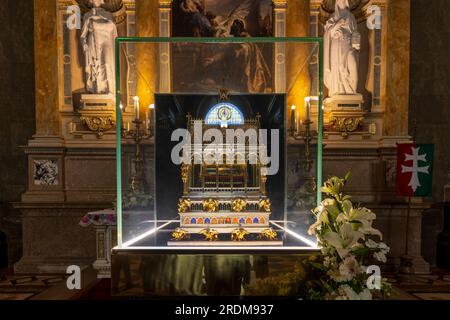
xmin=306 ymin=173 xmax=392 ymax=300
xmin=244 ymin=173 xmax=393 ymax=299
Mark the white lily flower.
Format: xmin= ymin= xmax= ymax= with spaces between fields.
xmin=334 ymin=254 xmax=360 ymax=282
xmin=308 ymin=204 xmax=330 ymax=235
xmin=365 ymin=239 xmax=378 ymax=249
xmin=373 ymin=251 xmax=387 ymax=263
xmin=323 ymin=223 xmax=364 ymax=259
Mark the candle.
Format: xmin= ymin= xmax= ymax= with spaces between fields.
xmin=150 ymin=104 xmax=155 ymax=131
xmin=306 ymin=99 xmax=310 ymax=123
xmin=290 ymin=105 xmax=296 ymax=132
xmin=70 ymin=122 xmax=76 ymax=133
xmin=127 ymin=121 xmax=130 ymax=132
xmin=133 ymin=96 xmax=140 ymax=120
xmin=145 ymin=110 xmax=149 ymax=131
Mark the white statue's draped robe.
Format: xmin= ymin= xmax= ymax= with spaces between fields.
xmin=323 ymin=5 xmax=361 ymax=97
xmin=81 ymin=8 xmax=117 ymax=95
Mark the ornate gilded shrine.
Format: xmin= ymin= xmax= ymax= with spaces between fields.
xmin=173 ymin=104 xmax=276 ymax=242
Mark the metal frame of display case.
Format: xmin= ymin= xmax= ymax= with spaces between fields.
xmin=114 ymin=37 xmax=324 ymax=249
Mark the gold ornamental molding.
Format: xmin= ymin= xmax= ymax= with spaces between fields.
xmin=199 ymin=229 xmax=219 ymax=241
xmin=232 ymin=199 xmax=247 ymax=212
xmin=329 ymin=116 xmax=365 ymax=139
xmin=259 ymin=199 xmax=272 ymax=213
xmin=159 ymin=0 xmax=173 ymax=8
xmin=258 ymin=228 xmax=278 ymax=241
xmin=273 ymin=0 xmax=288 ymax=9
xmin=231 ymin=228 xmax=250 ymax=241
xmin=178 ymin=198 xmax=191 ymax=214
xmin=203 ymin=199 xmax=219 ymax=213
xmin=171 ymin=228 xmax=190 ymax=241
xmin=80 ymin=116 xmax=116 ymax=138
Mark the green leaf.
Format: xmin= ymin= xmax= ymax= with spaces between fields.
xmin=344 ymin=172 xmax=352 ymax=182
xmin=325 ymin=200 xmax=341 ymax=220
xmin=352 ymin=247 xmax=371 ymax=256
xmin=310 ymin=262 xmax=327 ymax=271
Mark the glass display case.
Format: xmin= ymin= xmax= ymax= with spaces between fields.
xmin=112 ymin=38 xmax=323 ymax=296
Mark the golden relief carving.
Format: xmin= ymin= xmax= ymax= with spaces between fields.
xmin=199 ymin=228 xmax=219 ymax=241
xmin=231 ymin=228 xmax=249 ymax=241
xmin=203 ymin=199 xmax=219 ymax=213
xmin=259 ymin=199 xmax=272 ymax=213
xmin=178 ymin=199 xmax=191 ymax=214
xmin=80 ymin=116 xmax=115 ymax=138
xmin=181 ymin=164 xmax=189 ymax=183
xmin=330 ymin=116 xmax=364 ymax=139
xmin=258 ymin=228 xmax=278 ymax=241
xmin=232 ymin=199 xmax=247 ymax=212
xmin=171 ymin=228 xmax=190 ymax=241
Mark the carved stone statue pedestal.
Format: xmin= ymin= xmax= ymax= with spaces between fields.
xmin=78 ymin=94 xmax=116 ymax=138
xmin=325 ymin=94 xmax=366 ymax=138
xmin=81 ymin=94 xmax=115 ymax=109
xmin=325 ymin=94 xmax=364 ymax=109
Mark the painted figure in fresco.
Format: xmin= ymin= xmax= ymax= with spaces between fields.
xmin=172 ymin=0 xmax=273 ymax=92
xmin=80 ymin=0 xmax=118 ymax=94
xmin=203 ymin=18 xmax=271 ymax=93
xmin=180 ymin=0 xmax=214 ymax=37
xmin=230 ymin=20 xmax=272 ymax=93
xmin=323 ymin=0 xmax=361 ymax=97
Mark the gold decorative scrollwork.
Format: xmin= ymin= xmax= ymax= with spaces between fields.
xmin=258 ymin=228 xmax=278 ymax=241
xmin=203 ymin=199 xmax=219 ymax=213
xmin=329 ymin=116 xmax=364 ymax=139
xmin=199 ymin=228 xmax=219 ymax=241
xmin=178 ymin=199 xmax=191 ymax=214
xmin=232 ymin=199 xmax=247 ymax=212
xmin=231 ymin=228 xmax=249 ymax=241
xmin=80 ymin=116 xmax=115 ymax=138
xmin=259 ymin=199 xmax=272 ymax=213
xmin=181 ymin=164 xmax=189 ymax=183
xmin=171 ymin=228 xmax=190 ymax=241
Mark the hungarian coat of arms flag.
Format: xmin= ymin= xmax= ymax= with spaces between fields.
xmin=396 ymin=144 xmax=434 ymax=197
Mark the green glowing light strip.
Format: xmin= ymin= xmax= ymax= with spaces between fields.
xmin=115 ymin=38 xmax=123 ymax=247
xmin=317 ymin=38 xmax=324 ymax=205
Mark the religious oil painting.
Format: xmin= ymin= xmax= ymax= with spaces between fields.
xmin=171 ymin=0 xmax=274 ymax=93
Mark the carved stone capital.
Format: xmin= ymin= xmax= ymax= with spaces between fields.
xmin=273 ymin=0 xmax=288 ymax=9
xmin=159 ymin=0 xmax=173 ymax=9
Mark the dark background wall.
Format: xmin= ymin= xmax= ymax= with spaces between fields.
xmin=0 ymin=0 xmax=35 ymax=267
xmin=410 ymin=0 xmax=450 ymax=203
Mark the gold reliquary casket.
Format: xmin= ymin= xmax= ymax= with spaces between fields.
xmin=171 ymin=104 xmax=279 ymax=245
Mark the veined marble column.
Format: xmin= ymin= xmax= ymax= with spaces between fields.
xmin=135 ymin=0 xmax=159 ymax=112
xmin=34 ymin=0 xmax=61 ymax=137
xmin=384 ymin=0 xmax=410 ymax=136
xmin=286 ymin=0 xmax=311 ymax=125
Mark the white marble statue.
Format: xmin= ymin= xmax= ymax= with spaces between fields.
xmin=324 ymin=0 xmax=361 ymax=97
xmin=80 ymin=0 xmax=118 ymax=95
